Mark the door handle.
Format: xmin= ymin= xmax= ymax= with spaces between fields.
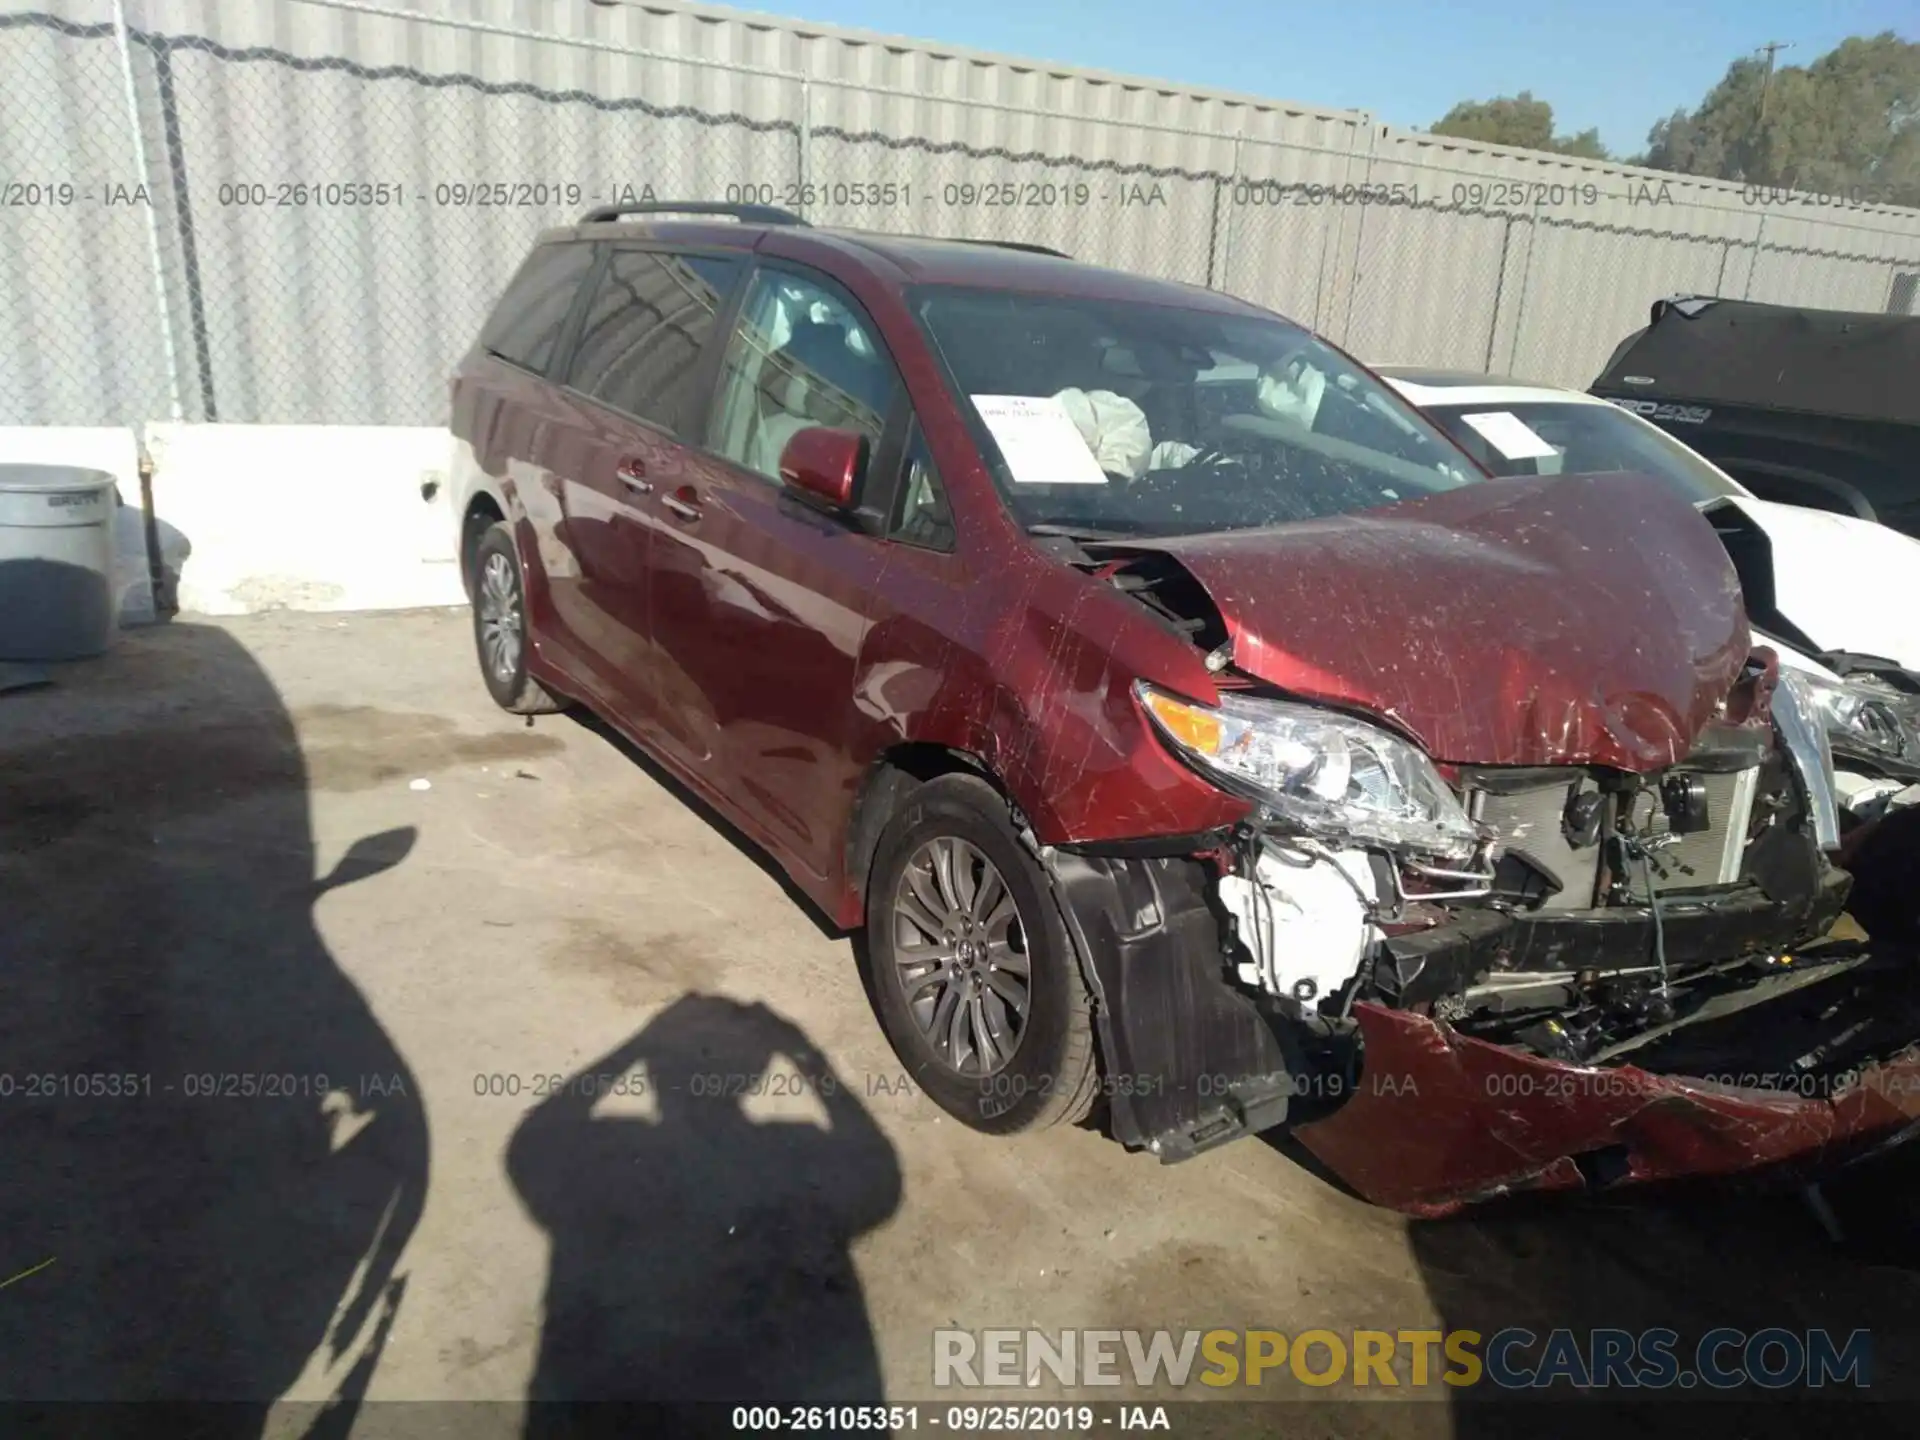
xmin=661 ymin=492 xmax=701 ymax=523
xmin=616 ymin=456 xmax=651 ymax=493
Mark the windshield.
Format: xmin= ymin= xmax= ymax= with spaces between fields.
xmin=910 ymin=286 xmax=1480 ymax=537
xmin=1421 ymin=398 xmax=1747 ymax=505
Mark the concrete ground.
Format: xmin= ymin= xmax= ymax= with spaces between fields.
xmin=5 ymin=609 xmax=1920 ymax=1437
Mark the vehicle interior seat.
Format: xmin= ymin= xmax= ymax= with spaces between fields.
xmin=1549 ymin=429 xmax=1616 ymax=479
xmin=746 ymin=319 xmax=890 ymax=477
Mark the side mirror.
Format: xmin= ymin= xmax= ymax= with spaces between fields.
xmin=778 ymin=426 xmax=866 ymax=510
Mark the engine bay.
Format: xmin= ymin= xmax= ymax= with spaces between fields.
xmin=1063 ymin=531 xmax=1889 ymax=1083
xmin=1213 ymin=723 xmax=1862 ymax=1063
xmin=1042 ymin=511 xmax=1920 ymax=1209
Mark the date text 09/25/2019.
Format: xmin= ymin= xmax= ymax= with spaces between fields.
xmin=0 ymin=1072 xmax=410 ymax=1100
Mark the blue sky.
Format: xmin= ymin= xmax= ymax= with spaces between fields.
xmin=738 ymin=0 xmax=1915 ymax=156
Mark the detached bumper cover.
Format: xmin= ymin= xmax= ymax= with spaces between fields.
xmin=1293 ymin=1002 xmax=1920 ymax=1218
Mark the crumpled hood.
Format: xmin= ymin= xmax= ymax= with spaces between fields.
xmin=1143 ymin=471 xmax=1752 ymax=769
xmin=1704 ymin=495 xmax=1920 ymax=672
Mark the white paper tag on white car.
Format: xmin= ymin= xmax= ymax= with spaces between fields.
xmin=1459 ymin=410 xmax=1560 ymax=461
xmin=971 ymin=394 xmax=1110 ymax=485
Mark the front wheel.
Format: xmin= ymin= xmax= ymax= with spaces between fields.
xmin=864 ymin=774 xmax=1098 ymax=1134
xmin=471 ymin=522 xmax=561 ymax=715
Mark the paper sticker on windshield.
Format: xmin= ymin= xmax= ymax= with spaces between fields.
xmin=1460 ymin=410 xmax=1560 ymax=461
xmin=970 ymin=394 xmax=1110 ymax=485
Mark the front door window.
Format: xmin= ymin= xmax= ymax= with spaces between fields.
xmin=707 ymin=271 xmax=900 ymax=484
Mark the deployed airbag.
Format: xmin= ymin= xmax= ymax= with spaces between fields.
xmin=1054 ymin=387 xmax=1153 ymax=478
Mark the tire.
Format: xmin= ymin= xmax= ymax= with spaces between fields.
xmin=864 ymin=774 xmax=1098 ymax=1134
xmin=471 ymin=522 xmax=562 ymax=715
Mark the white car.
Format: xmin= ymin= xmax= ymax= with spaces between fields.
xmin=1379 ymin=367 xmax=1920 ymax=823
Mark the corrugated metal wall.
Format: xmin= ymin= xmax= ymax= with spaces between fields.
xmin=5 ymin=0 xmax=1920 ymax=425
xmin=0 ymin=4 xmax=176 ymax=424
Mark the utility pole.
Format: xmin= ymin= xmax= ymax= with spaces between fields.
xmin=1750 ymin=41 xmax=1792 ymax=184
xmin=1756 ymin=41 xmax=1791 ymax=125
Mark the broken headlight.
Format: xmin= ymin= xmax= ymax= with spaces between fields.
xmin=1792 ymin=669 xmax=1918 ymax=763
xmin=1771 ymin=668 xmax=1844 ymax=850
xmin=1136 ymin=683 xmax=1480 ymax=860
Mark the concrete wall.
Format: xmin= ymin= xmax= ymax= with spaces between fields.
xmin=142 ymin=424 xmax=463 ymax=615
xmin=2 ymin=423 xmax=460 ymax=620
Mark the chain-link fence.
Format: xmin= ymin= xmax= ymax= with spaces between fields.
xmin=7 ymin=0 xmax=1920 ymax=428
xmin=1 ymin=6 xmax=178 ymax=426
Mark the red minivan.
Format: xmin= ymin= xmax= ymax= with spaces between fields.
xmin=451 ymin=202 xmax=1917 ymax=1215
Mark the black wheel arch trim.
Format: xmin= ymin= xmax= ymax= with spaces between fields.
xmin=1040 ymin=849 xmax=1296 ymax=1162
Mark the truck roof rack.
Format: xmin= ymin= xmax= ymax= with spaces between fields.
xmin=578 ymin=200 xmax=810 ymax=227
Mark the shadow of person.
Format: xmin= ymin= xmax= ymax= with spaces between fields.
xmin=509 ymin=994 xmax=903 ymax=1436
xmin=0 ymin=621 xmax=428 ymax=1437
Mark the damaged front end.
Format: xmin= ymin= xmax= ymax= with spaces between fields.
xmin=1048 ymin=482 xmax=1920 ymax=1214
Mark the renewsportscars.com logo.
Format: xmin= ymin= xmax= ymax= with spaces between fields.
xmin=934 ymin=1327 xmax=1872 ymax=1391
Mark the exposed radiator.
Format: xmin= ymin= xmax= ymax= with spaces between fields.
xmin=1476 ymin=778 xmax=1604 ymax=911
xmin=1622 ymin=767 xmax=1760 ymax=899
xmin=1474 ymin=767 xmax=1761 ymax=909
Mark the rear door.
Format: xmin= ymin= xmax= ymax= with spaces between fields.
xmin=549 ymin=245 xmax=744 ymax=739
xmin=646 ymin=263 xmax=908 ymax=879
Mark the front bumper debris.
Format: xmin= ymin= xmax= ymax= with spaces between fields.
xmin=1048 ymin=845 xmax=1920 ymax=1216
xmin=1294 ymin=989 xmax=1920 ymax=1218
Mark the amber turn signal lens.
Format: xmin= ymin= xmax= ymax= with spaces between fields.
xmin=1140 ymin=689 xmax=1224 ymax=756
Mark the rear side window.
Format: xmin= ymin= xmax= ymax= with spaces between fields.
xmin=480 ymin=242 xmax=595 ymax=375
xmin=568 ymin=250 xmax=743 ymax=432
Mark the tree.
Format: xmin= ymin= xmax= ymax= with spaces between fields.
xmin=1642 ymin=33 xmax=1920 ymax=204
xmin=1429 ymin=91 xmax=1613 ymax=160
xmin=1555 ymin=127 xmax=1611 ymax=161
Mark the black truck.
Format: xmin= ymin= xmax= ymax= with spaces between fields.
xmin=1591 ymin=295 xmax=1920 ymax=540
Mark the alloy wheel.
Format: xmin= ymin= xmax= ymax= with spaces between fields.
xmin=478 ymin=551 xmax=523 ymax=684
xmin=890 ymin=836 xmax=1031 ymax=1076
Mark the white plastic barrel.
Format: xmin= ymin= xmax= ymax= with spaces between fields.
xmin=0 ymin=465 xmax=119 ymax=661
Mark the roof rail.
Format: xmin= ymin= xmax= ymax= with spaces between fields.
xmin=578 ymin=200 xmax=810 ymax=227
xmin=933 ymin=237 xmax=1073 ymax=259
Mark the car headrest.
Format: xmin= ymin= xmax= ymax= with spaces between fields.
xmin=782 ymin=320 xmax=885 ymax=415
